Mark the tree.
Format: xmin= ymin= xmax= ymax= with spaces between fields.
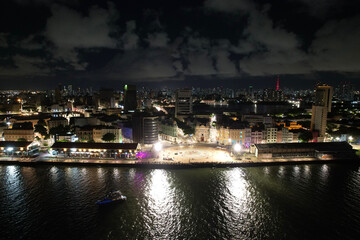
xmin=298 ymin=131 xmax=313 ymax=143
xmin=102 ymin=133 xmax=116 ymax=142
xmin=34 ymin=124 xmax=47 ymax=136
xmin=49 ymin=125 xmax=70 ymax=136
xmin=37 ymin=119 xmax=46 ymax=126
xmin=17 ymin=138 xmax=26 ymax=141
xmin=175 ymin=119 xmax=195 ymax=136
xmin=88 ymin=139 xmax=95 ymax=143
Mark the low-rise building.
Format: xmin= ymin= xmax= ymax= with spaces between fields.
xmin=48 ymin=117 xmax=68 ymax=129
xmin=251 ymin=130 xmax=263 ymax=144
xmin=266 ymin=127 xmax=278 ymax=143
xmin=93 ymin=127 xmax=122 ymax=143
xmin=253 ymin=142 xmax=357 ymax=160
xmin=160 ymin=120 xmax=178 ymax=143
xmin=50 ymin=142 xmax=139 ymax=159
xmin=75 ymin=126 xmax=122 ymax=143
xmin=0 ymin=141 xmax=39 ymax=156
xmin=218 ymin=126 xmax=249 ymax=145
xmin=55 ymin=133 xmax=77 ymax=142
xmin=195 ymin=124 xmax=209 ymax=142
xmin=3 ymin=122 xmax=34 ymax=141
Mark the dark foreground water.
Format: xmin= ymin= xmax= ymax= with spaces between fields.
xmin=1 ymin=164 xmax=360 ymax=240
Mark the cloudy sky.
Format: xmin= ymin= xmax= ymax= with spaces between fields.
xmin=0 ymin=0 xmax=359 ymax=89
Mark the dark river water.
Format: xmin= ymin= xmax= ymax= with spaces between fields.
xmin=1 ymin=163 xmax=360 ymax=240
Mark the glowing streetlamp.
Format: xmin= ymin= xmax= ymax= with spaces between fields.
xmin=349 ymin=136 xmax=353 ymax=142
xmin=154 ymin=142 xmax=163 ymax=152
xmin=233 ymin=143 xmax=241 ymax=152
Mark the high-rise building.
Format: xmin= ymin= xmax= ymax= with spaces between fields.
xmin=132 ymin=113 xmax=159 ymax=144
xmin=175 ymin=89 xmax=192 ymax=117
xmin=98 ymin=88 xmax=114 ymax=109
xmin=338 ymin=81 xmax=354 ymax=101
xmin=124 ymin=84 xmax=137 ymax=111
xmin=310 ymin=84 xmax=333 ymax=142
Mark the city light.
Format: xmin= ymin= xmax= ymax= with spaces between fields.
xmin=154 ymin=142 xmax=163 ymax=152
xmin=7 ymin=147 xmax=14 ymax=152
xmin=233 ymin=143 xmax=241 ymax=152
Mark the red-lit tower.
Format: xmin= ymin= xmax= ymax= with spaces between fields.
xmin=276 ymin=76 xmax=280 ymax=90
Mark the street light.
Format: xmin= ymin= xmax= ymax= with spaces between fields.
xmin=154 ymin=142 xmax=163 ymax=152
xmin=349 ymin=136 xmax=353 ymax=142
xmin=233 ymin=143 xmax=241 ymax=152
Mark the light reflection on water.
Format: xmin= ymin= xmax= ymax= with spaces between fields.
xmin=0 ymin=164 xmax=359 ymax=240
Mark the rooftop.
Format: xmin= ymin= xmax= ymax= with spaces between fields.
xmin=0 ymin=141 xmax=33 ymax=148
xmin=255 ymin=142 xmax=354 ymax=152
xmin=51 ymin=142 xmax=139 ymax=150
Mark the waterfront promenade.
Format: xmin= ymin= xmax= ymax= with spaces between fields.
xmin=0 ymin=149 xmax=358 ymax=168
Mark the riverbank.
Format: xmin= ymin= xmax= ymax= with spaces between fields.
xmin=0 ymin=156 xmax=358 ymax=169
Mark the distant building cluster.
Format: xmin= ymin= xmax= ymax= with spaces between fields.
xmin=0 ymin=80 xmax=359 ymax=160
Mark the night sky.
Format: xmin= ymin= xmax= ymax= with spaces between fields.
xmin=0 ymin=0 xmax=359 ymax=89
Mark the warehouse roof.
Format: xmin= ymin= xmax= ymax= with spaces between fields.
xmin=51 ymin=142 xmax=138 ymax=150
xmin=255 ymin=142 xmax=354 ymax=152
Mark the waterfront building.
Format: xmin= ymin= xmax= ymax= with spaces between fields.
xmin=218 ymin=126 xmax=230 ymax=145
xmin=132 ymin=114 xmax=159 ymax=145
xmin=253 ymin=142 xmax=357 ymax=160
xmin=277 ymin=127 xmax=294 ymax=143
xmin=160 ymin=120 xmax=178 ymax=143
xmin=218 ymin=126 xmax=249 ymax=145
xmin=175 ymin=89 xmax=193 ymax=117
xmin=0 ymin=141 xmax=39 ymax=156
xmin=266 ymin=127 xmax=278 ymax=143
xmin=251 ymin=130 xmax=263 ymax=144
xmin=310 ymin=84 xmax=333 ymax=142
xmin=75 ymin=126 xmax=122 ymax=143
xmin=195 ymin=124 xmax=210 ymax=142
xmin=3 ymin=122 xmax=34 ymax=141
xmin=50 ymin=142 xmax=139 ymax=159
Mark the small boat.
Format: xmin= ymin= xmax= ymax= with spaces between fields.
xmin=96 ymin=190 xmax=127 ymax=205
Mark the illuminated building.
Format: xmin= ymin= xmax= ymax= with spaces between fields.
xmin=310 ymin=84 xmax=333 ymax=142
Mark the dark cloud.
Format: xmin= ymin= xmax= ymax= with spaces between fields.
xmin=204 ymin=0 xmax=253 ymax=13
xmin=121 ymin=21 xmax=139 ymax=50
xmin=309 ymin=15 xmax=360 ymax=72
xmin=104 ymin=48 xmax=178 ymax=81
xmin=0 ymin=33 xmax=8 ymax=48
xmin=206 ymin=0 xmax=311 ymax=76
xmin=13 ymin=0 xmax=80 ymax=6
xmin=0 ymin=0 xmax=360 ymax=87
xmin=45 ymin=3 xmax=117 ymax=70
xmin=0 ymin=55 xmax=51 ymax=76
